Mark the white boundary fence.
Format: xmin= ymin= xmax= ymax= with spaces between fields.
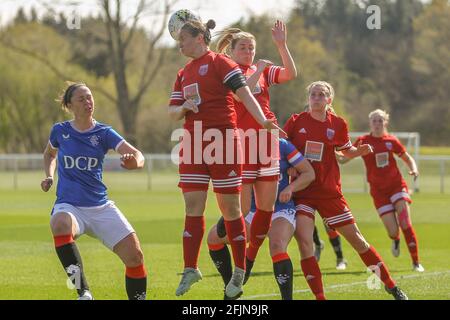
xmin=0 ymin=153 xmax=449 ymax=193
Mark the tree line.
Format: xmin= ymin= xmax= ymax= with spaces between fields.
xmin=0 ymin=0 xmax=448 ymax=153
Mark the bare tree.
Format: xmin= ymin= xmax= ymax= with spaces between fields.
xmin=102 ymin=0 xmax=174 ymax=144
xmin=0 ymin=0 xmax=175 ymax=145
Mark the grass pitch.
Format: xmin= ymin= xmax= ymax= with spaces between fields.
xmin=0 ymin=171 xmax=449 ymax=300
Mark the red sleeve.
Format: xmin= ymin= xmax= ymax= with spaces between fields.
xmin=169 ymin=69 xmax=185 ymax=106
xmin=215 ymin=54 xmax=242 ymax=84
xmin=393 ymin=136 xmax=407 ymax=156
xmin=263 ymin=65 xmax=282 ymax=86
xmin=335 ymin=118 xmax=352 ymax=151
xmin=283 ymin=115 xmax=295 ymax=140
xmin=354 ymin=136 xmax=364 ymax=146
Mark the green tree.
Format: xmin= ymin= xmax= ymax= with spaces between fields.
xmin=0 ymin=23 xmax=118 ymax=152
xmin=410 ymin=0 xmax=450 ymax=144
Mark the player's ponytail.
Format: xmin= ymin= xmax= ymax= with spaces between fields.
xmin=216 ymin=28 xmax=256 ymax=55
xmin=181 ymin=19 xmax=216 ymax=45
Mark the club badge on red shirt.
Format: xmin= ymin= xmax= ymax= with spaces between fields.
xmin=327 ymin=128 xmax=335 ymax=140
xmin=385 ymin=142 xmax=393 ymax=150
xmin=198 ymin=64 xmax=209 ymax=76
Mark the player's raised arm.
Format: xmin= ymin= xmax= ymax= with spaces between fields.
xmin=245 ymin=59 xmax=273 ymax=91
xmin=272 ymin=20 xmax=297 ymax=82
xmin=41 ymin=141 xmax=58 ymax=192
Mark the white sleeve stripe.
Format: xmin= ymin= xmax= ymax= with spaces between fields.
xmin=48 ymin=140 xmax=58 ymax=150
xmin=180 ymin=180 xmax=210 ymax=184
xmin=336 ymin=141 xmax=352 ymax=151
xmin=288 ymin=153 xmax=302 ymax=164
xmin=180 ymin=174 xmax=210 ymax=178
xmin=268 ymin=66 xmax=280 ymax=85
xmin=269 ymin=67 xmax=275 ymax=85
xmin=180 ymin=177 xmax=210 ymax=182
xmin=223 ymin=68 xmax=242 ymax=83
xmin=114 ymin=139 xmax=125 ymax=152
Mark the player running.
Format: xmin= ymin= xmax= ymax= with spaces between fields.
xmin=168 ymin=19 xmax=279 ymax=299
xmin=284 ymin=81 xmax=408 ymax=300
xmin=341 ymin=109 xmax=424 ymax=272
xmin=41 ymin=82 xmax=147 ymax=300
xmin=207 ymin=138 xmax=315 ymax=300
xmin=215 ymin=20 xmax=297 ymax=281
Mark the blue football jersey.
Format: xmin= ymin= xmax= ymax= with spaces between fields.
xmin=49 ymin=121 xmax=124 ymax=207
xmin=250 ymin=138 xmax=304 ymax=212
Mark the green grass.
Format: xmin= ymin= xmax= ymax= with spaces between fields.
xmin=421 ymin=146 xmax=450 ymax=156
xmin=0 ymin=172 xmax=449 ymax=300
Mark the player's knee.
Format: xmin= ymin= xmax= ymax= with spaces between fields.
xmin=127 ymin=248 xmax=144 ymax=267
xmin=185 ymin=202 xmax=206 ymax=216
xmin=269 ymin=239 xmax=287 ymax=256
xmin=389 ymin=230 xmax=400 ymax=239
xmin=351 ymin=237 xmax=370 ymax=253
xmin=257 ymin=203 xmax=275 ymax=212
xmin=207 ymin=225 xmax=220 ymax=244
xmin=50 ymin=214 xmax=73 ymax=235
xmin=298 ymin=238 xmax=314 ymax=257
xmin=220 ymin=203 xmax=241 ymax=220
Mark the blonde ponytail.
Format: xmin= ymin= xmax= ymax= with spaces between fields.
xmin=216 ymin=28 xmax=256 ymax=55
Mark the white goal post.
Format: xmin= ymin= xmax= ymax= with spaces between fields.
xmin=349 ymin=132 xmax=420 ymax=192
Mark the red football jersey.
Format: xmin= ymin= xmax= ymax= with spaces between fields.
xmin=169 ymin=51 xmax=242 ymax=131
xmin=234 ymin=64 xmax=281 ymax=131
xmin=284 ymin=111 xmax=352 ymax=199
xmin=355 ymin=134 xmax=407 ymax=190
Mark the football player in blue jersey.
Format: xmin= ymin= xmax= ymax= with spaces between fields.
xmin=41 ymin=82 xmax=147 ymax=300
xmin=207 ymin=138 xmax=315 ymax=299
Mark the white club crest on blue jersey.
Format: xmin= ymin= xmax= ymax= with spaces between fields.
xmin=198 ymin=64 xmax=208 ymax=76
xmin=89 ymin=135 xmax=99 ymax=147
xmin=62 ymin=134 xmax=70 ymax=139
xmin=385 ymin=142 xmax=393 ymax=150
xmin=326 ymin=128 xmax=335 ymax=140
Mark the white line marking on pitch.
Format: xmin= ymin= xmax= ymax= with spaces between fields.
xmin=242 ymin=270 xmax=450 ymax=300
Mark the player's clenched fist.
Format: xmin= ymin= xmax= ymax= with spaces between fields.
xmin=121 ymin=154 xmax=139 ymax=170
xmin=41 ymin=176 xmax=53 ymax=192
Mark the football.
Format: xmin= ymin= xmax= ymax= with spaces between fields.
xmin=168 ymin=9 xmax=201 ymax=40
